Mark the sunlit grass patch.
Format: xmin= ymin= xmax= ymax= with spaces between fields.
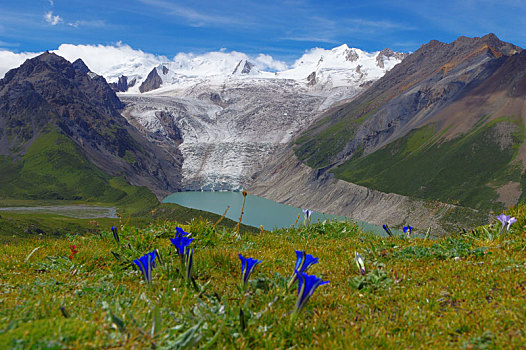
xmin=0 ymin=211 xmax=525 ymax=348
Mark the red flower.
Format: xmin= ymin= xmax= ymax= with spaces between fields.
xmin=69 ymin=245 xmax=79 ymax=260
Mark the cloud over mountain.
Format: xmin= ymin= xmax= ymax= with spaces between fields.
xmin=0 ymin=43 xmax=289 ymax=81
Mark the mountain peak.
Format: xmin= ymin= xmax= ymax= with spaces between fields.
xmin=450 ymin=33 xmax=522 ymax=56
xmin=72 ymin=59 xmax=91 ymax=74
xmin=376 ymin=48 xmax=408 ymax=69
xmin=32 ymin=51 xmax=69 ymax=65
xmin=232 ymin=59 xmax=256 ymax=75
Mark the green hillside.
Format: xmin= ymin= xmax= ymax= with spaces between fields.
xmin=0 ymin=128 xmax=153 ymax=204
xmin=294 ymin=100 xmax=378 ymax=169
xmin=333 ymin=118 xmax=525 ymax=210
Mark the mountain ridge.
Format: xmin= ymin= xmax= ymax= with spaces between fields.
xmin=125 ymin=44 xmax=407 ymax=94
xmin=290 ymin=33 xmax=526 ymax=210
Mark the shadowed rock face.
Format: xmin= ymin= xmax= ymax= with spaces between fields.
xmin=110 ymin=75 xmax=137 ymax=92
xmin=375 ymin=48 xmax=409 ymax=69
xmin=0 ymin=52 xmax=182 ymax=198
xmin=139 ymin=68 xmax=163 ymax=93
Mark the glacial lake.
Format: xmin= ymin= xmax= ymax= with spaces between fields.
xmin=163 ymin=191 xmax=395 ymax=236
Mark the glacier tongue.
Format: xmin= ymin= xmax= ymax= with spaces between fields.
xmin=121 ymin=79 xmax=327 ymax=191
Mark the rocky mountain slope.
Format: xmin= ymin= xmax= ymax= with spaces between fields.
xmin=0 ymin=52 xmax=182 ymax=200
xmin=292 ymin=34 xmax=526 ymax=210
xmin=248 ymin=146 xmax=485 ymax=233
xmin=119 ymin=45 xmax=406 ymax=191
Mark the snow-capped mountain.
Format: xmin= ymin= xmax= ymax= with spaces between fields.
xmin=117 ymin=45 xmax=407 ymax=191
xmin=128 ymin=44 xmax=407 ymax=94
xmin=277 ymin=45 xmax=404 ymax=87
xmin=0 ymin=43 xmax=406 ymax=192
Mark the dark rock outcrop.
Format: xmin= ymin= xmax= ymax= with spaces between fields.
xmin=232 ymin=60 xmax=255 ymax=75
xmin=375 ymin=48 xmax=409 ymax=68
xmin=345 ymin=48 xmax=359 ymax=62
xmin=307 ymin=71 xmax=317 ymax=86
xmin=139 ymin=67 xmax=163 ymax=93
xmin=72 ymin=59 xmax=91 ymax=74
xmin=110 ymin=75 xmax=136 ymax=92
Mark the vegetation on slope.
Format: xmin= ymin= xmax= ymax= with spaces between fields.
xmin=333 ymin=118 xmax=525 ymax=211
xmin=294 ymin=101 xmax=378 ymax=169
xmin=1 ymin=206 xmax=525 ymax=348
xmin=0 ymin=203 xmax=256 ymax=243
xmin=0 ymin=129 xmax=154 ymax=205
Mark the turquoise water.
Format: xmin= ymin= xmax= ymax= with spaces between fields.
xmin=163 ymin=191 xmax=394 ymax=236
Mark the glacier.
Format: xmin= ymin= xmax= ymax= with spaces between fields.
xmin=117 ymin=44 xmax=406 ymax=191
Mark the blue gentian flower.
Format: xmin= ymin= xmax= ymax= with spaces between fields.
xmin=294 ymin=250 xmax=319 ymax=273
xmin=403 ymin=225 xmax=413 ymax=237
xmin=176 ymin=226 xmax=191 ymax=237
xmin=496 ymin=214 xmax=517 ymax=231
xmin=354 ymin=251 xmax=366 ymax=275
xmin=111 ymin=226 xmax=119 ymax=243
xmin=133 ymin=250 xmax=158 ymax=283
xmin=287 ymin=251 xmax=319 ymax=289
xmin=170 ymin=230 xmax=194 ymax=257
xmin=239 ymin=254 xmax=262 ymax=289
xmin=293 ymin=272 xmax=329 ymax=314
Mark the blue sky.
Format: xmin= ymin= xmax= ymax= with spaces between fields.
xmin=1 ymin=0 xmax=525 ymax=62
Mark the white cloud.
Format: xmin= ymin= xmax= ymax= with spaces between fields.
xmin=66 ymin=19 xmax=107 ymax=28
xmin=49 ymin=0 xmax=54 ymax=5
xmin=170 ymin=50 xmax=289 ymax=75
xmin=53 ymin=43 xmax=167 ymax=82
xmin=254 ymin=54 xmax=288 ymax=71
xmin=0 ymin=50 xmax=39 ymax=78
xmin=0 ymin=43 xmax=289 ymax=82
xmin=44 ymin=11 xmax=61 ymax=25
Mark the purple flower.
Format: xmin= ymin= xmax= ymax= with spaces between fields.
xmin=239 ymin=254 xmax=262 ymax=288
xmin=302 ymin=209 xmax=314 ymax=226
xmin=133 ymin=250 xmax=158 ymax=283
xmin=302 ymin=209 xmax=313 ymax=219
xmin=354 ymin=251 xmax=366 ymax=275
xmin=403 ymin=225 xmax=413 ymax=237
xmin=287 ymin=251 xmax=319 ymax=289
xmin=497 ymin=214 xmax=517 ymax=231
xmin=294 ymin=272 xmax=329 ymax=313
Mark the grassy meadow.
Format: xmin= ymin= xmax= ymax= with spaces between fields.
xmin=1 ymin=205 xmax=526 ymax=349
